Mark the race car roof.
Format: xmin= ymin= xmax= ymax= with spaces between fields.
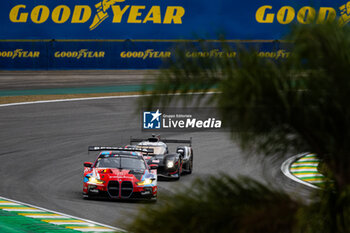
xmin=130 ymin=135 xmax=192 ymax=146
xmin=137 ymin=141 xmax=167 ymax=147
xmin=88 ymin=146 xmax=153 ymax=153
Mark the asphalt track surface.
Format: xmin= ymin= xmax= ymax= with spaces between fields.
xmin=0 ymin=96 xmax=311 ymax=229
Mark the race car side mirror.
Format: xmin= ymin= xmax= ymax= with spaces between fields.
xmin=177 ymin=149 xmax=184 ymax=155
xmin=84 ymin=162 xmax=93 ymax=167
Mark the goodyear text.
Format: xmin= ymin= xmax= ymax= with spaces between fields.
xmin=9 ymin=2 xmax=185 ymax=31
xmin=0 ymin=49 xmax=40 ymax=59
xmin=186 ymin=50 xmax=236 ymax=58
xmin=255 ymin=2 xmax=350 ymax=25
xmin=54 ymin=49 xmax=105 ymax=59
xmin=120 ymin=50 xmax=171 ymax=59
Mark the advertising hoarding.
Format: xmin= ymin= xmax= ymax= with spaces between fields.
xmin=0 ymin=0 xmax=348 ymax=69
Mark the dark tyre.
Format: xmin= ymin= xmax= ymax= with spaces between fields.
xmin=188 ymin=155 xmax=193 ymax=174
xmin=174 ymin=160 xmax=181 ymax=180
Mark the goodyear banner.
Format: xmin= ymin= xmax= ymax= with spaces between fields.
xmin=0 ymin=0 xmax=349 ymax=69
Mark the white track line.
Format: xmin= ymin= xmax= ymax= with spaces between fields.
xmin=0 ymin=92 xmax=218 ymax=108
xmin=2 ymin=208 xmax=44 ymax=212
xmin=0 ymin=95 xmax=144 ymax=107
xmin=0 ymin=195 xmax=125 ymax=232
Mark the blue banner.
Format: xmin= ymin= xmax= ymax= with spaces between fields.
xmin=0 ymin=41 xmax=292 ymax=69
xmin=0 ymin=0 xmax=349 ymax=69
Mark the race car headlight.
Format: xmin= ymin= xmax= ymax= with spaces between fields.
xmin=136 ymin=179 xmax=153 ymax=186
xmin=88 ymin=177 xmax=104 ymax=185
xmin=166 ymin=161 xmax=174 ymax=168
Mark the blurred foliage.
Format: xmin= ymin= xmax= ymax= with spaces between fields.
xmin=139 ymin=22 xmax=350 ymax=189
xmin=297 ymin=186 xmax=350 ymax=233
xmin=132 ymin=22 xmax=350 ymax=233
xmin=127 ymin=177 xmax=349 ymax=233
xmin=317 ymin=160 xmax=334 ymax=188
xmin=128 ymin=176 xmax=301 ymax=233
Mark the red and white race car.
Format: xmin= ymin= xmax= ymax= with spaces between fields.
xmin=83 ymin=146 xmax=157 ymax=201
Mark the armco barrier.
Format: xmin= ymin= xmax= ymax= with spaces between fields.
xmin=0 ymin=0 xmax=348 ymax=69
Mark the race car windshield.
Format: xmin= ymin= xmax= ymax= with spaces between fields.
xmin=95 ymin=157 xmax=146 ymax=170
xmin=136 ymin=145 xmax=166 ymax=154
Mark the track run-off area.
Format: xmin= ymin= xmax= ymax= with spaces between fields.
xmin=0 ymin=94 xmax=312 ymax=230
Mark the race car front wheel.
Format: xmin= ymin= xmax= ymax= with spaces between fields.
xmin=175 ymin=162 xmax=181 ymax=180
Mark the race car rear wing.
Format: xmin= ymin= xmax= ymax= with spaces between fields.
xmin=88 ymin=146 xmax=154 ymax=154
xmin=130 ymin=136 xmax=192 ymax=146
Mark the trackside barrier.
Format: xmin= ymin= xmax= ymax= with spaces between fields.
xmin=0 ymin=40 xmax=291 ymax=69
xmin=0 ymin=0 xmax=347 ymax=69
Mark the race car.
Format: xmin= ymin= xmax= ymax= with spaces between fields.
xmin=128 ymin=135 xmax=193 ymax=180
xmin=83 ymin=146 xmax=157 ymax=201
